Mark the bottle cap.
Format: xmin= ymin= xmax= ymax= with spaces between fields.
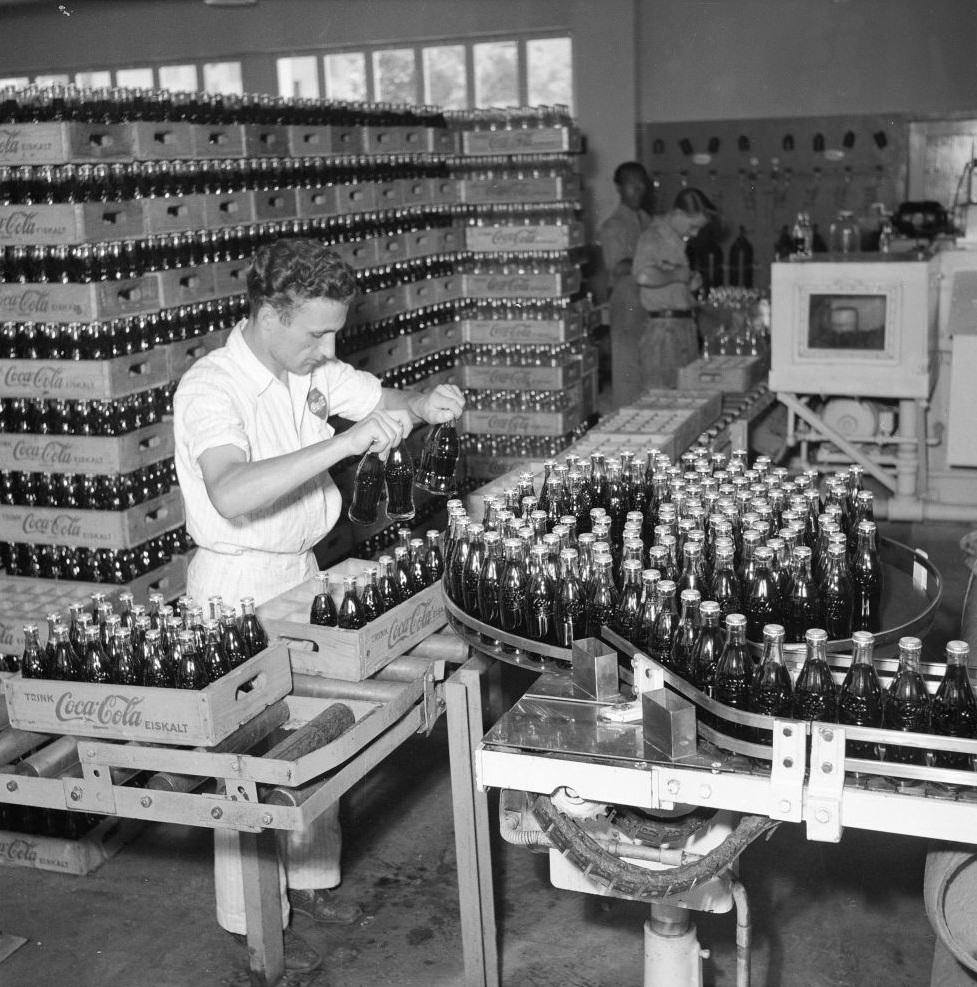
xmin=763 ymin=624 xmax=785 ymax=639
xmin=946 ymin=640 xmax=969 ymax=659
xmin=852 ymin=630 xmax=874 ymax=646
xmin=680 ymin=588 xmax=701 ymax=603
xmin=726 ymin=613 xmax=747 ymax=628
xmin=700 ymin=600 xmax=721 ymax=617
xmin=658 ymin=579 xmax=677 ymax=594
xmin=623 ymin=559 xmax=643 ymax=573
xmin=805 ymin=627 xmax=828 ymax=643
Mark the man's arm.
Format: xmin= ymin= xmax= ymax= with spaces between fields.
xmin=633 ymin=229 xmax=689 ymax=289
xmin=379 ymin=383 xmax=465 ymax=425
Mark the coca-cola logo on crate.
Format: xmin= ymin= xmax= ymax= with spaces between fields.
xmin=4 ymin=365 xmax=71 ymax=392
xmin=20 ymin=512 xmax=83 ymax=538
xmin=11 ymin=439 xmax=74 ymax=466
xmin=381 ymin=596 xmax=441 ymax=650
xmin=0 ymin=838 xmax=38 ymax=864
xmin=55 ymin=692 xmax=145 ymax=728
xmin=0 ymin=129 xmax=57 ymax=157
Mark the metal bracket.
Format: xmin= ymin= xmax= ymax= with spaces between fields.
xmin=768 ymin=718 xmax=806 ymax=822
xmin=806 ymin=722 xmax=846 ymax=842
xmin=66 ymin=754 xmax=118 ymax=814
xmin=632 ymin=653 xmax=665 ymax=697
xmin=224 ymin=778 xmax=259 ymax=804
xmin=420 ymin=673 xmax=440 ymax=736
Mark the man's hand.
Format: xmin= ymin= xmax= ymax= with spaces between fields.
xmin=343 ymin=408 xmax=407 ymax=460
xmin=410 ymin=384 xmax=465 ymax=425
xmin=689 ymin=271 xmax=704 ymax=293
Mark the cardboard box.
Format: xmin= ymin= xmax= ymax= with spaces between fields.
xmin=462 ymin=360 xmax=581 ymax=391
xmin=3 ymin=641 xmax=290 ymax=747
xmin=0 ymin=489 xmax=184 ymax=550
xmin=0 ymin=278 xmax=160 ymax=324
xmin=465 ymin=223 xmax=585 ymax=253
xmin=0 ymin=350 xmax=170 ymax=401
xmin=0 ymin=201 xmax=145 ymax=246
xmin=461 ymin=126 xmax=582 ymax=156
xmin=258 ymin=558 xmax=446 ymax=682
xmin=0 ymin=423 xmax=175 ymax=474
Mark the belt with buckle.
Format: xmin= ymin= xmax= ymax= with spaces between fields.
xmin=646 ymin=309 xmax=694 ymax=319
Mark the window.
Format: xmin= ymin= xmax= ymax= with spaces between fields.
xmin=422 ymin=45 xmax=467 ymax=110
xmin=473 ymin=41 xmax=518 ymax=108
xmin=277 ymin=56 xmax=319 ymax=99
xmin=34 ymin=74 xmax=70 ymax=86
xmin=527 ymin=37 xmax=573 ymax=111
xmin=324 ymin=52 xmax=367 ymax=101
xmin=159 ymin=64 xmax=198 ymax=92
xmin=115 ymin=67 xmax=153 ymax=89
xmin=203 ymin=61 xmax=243 ymax=96
xmin=75 ymin=71 xmax=111 ymax=88
xmin=372 ymin=48 xmax=417 ymax=103
xmin=0 ymin=77 xmax=29 ymax=89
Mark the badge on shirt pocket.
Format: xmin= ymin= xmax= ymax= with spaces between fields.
xmin=307 ymin=387 xmax=329 ymax=420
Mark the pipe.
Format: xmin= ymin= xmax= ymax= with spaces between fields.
xmin=732 ymin=880 xmax=752 ymax=987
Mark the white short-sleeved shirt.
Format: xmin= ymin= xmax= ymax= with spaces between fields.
xmin=173 ymin=320 xmax=382 ymax=557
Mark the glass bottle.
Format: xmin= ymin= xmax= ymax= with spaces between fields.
xmin=310 ymin=571 xmax=339 ymax=626
xmin=792 ymin=628 xmax=836 ymax=721
xmin=671 ymin=588 xmax=701 ymax=680
xmin=749 ymin=624 xmax=793 ymax=743
xmin=931 ymin=639 xmax=977 ymax=770
xmin=555 ymin=547 xmax=587 ymax=647
xmin=851 ymin=519 xmax=883 ymax=634
xmin=821 ymin=542 xmax=853 ymax=640
xmin=239 ymin=596 xmax=267 ymax=657
xmin=884 ymin=635 xmax=931 ymax=766
xmin=737 ymin=528 xmax=763 ymax=608
xmin=784 ymin=545 xmax=821 ymax=644
xmin=394 ymin=544 xmax=416 ymax=599
xmin=423 ymin=529 xmax=445 ymax=585
xmin=338 ymin=575 xmax=366 ymax=630
xmin=142 ymin=627 xmax=169 ymax=687
xmin=499 ymin=537 xmax=528 ymax=636
xmin=360 ymin=567 xmax=386 ymax=622
xmin=690 ymin=600 xmax=724 ymax=701
xmin=477 ymin=530 xmax=504 ymax=629
xmin=635 ymin=568 xmax=662 ymax=651
xmin=524 ymin=543 xmax=556 ymax=644
xmin=81 ymin=623 xmax=112 ymax=683
xmin=384 ymin=442 xmax=416 ymax=521
xmin=348 ymin=450 xmax=385 ymax=524
xmin=173 ymin=628 xmax=206 ymax=690
xmin=745 ymin=545 xmax=782 ymax=642
xmin=837 ymin=630 xmax=883 ymax=761
xmin=446 ymin=516 xmax=471 ymax=604
xmin=614 ymin=558 xmax=645 ymax=642
xmin=462 ymin=523 xmax=486 ymax=616
xmin=202 ymin=618 xmax=231 ymax=682
xmin=648 ymin=579 xmax=678 ymax=671
xmin=710 ymin=540 xmax=742 ymax=626
xmin=50 ymin=623 xmax=79 ymax=681
xmin=416 ymin=418 xmax=460 ymax=495
xmin=714 ymin=613 xmax=753 ymax=739
xmin=377 ymin=554 xmax=403 ymax=609
xmin=586 ymin=551 xmax=619 ymax=639
xmin=21 ymin=623 xmax=45 ymax=678
xmin=221 ymin=606 xmax=249 ymax=669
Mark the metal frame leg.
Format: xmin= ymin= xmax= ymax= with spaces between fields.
xmin=446 ymin=653 xmax=500 ymax=987
xmin=240 ymin=828 xmax=285 ymax=987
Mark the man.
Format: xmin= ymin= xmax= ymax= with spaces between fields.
xmin=599 ymin=162 xmax=653 ymax=407
xmin=173 ymin=238 xmax=464 ymax=974
xmin=632 ymin=187 xmax=716 ymax=390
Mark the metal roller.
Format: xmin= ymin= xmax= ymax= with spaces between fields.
xmin=15 ymin=735 xmax=78 ymax=778
xmin=292 ymin=673 xmax=403 ymax=703
xmin=0 ymin=727 xmax=55 ymax=766
xmin=403 ymin=629 xmax=469 ymax=662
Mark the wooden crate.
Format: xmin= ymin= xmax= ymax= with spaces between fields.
xmin=0 ymin=553 xmax=190 ymax=657
xmin=406 ymin=323 xmax=463 ymax=361
xmin=129 ymin=121 xmax=195 ymax=161
xmin=343 ymin=336 xmax=412 ymax=376
xmin=425 ymin=176 xmax=460 ymax=204
xmin=295 ymin=184 xmax=341 ymax=219
xmin=459 ymin=175 xmax=580 ymax=204
xmin=242 ymin=124 xmax=292 ymax=158
xmin=211 ymin=258 xmax=250 ymax=298
xmin=462 ymin=360 xmax=581 ymax=391
xmin=0 ymin=489 xmax=183 ymax=550
xmin=0 ymin=350 xmax=170 ymax=401
xmin=202 ymin=191 xmax=255 ymax=229
xmin=287 ymin=125 xmax=333 ymax=157
xmin=0 ymin=815 xmax=144 ymax=876
xmin=334 ymin=182 xmax=377 ymax=215
xmin=189 ymin=123 xmax=246 ymax=159
xmin=0 ymin=277 xmax=161 ymax=324
xmin=0 ymin=122 xmax=135 ymax=165
xmin=251 ymin=188 xmax=299 ymax=223
xmin=0 ymin=201 xmax=145 ymax=246
xmin=427 ymin=129 xmax=459 ymax=155
xmin=596 ymin=406 xmax=702 ymax=460
xmin=462 ymin=315 xmax=585 ymax=346
xmin=563 ymin=429 xmax=679 ymax=466
xmin=462 ymin=406 xmax=584 ymax=437
xmin=677 ymin=355 xmax=767 ymax=394
xmin=460 ymin=126 xmax=582 ymax=156
xmin=142 ymin=194 xmax=207 ymax=236
xmin=327 ymin=126 xmax=365 ymax=155
xmin=258 ymin=558 xmax=446 ymax=682
xmin=0 ymin=422 xmax=175 ymax=474
xmin=3 ymin=641 xmax=291 ymax=747
xmin=465 ymin=223 xmax=585 ymax=253
xmin=623 ymin=388 xmax=724 ymax=436
xmin=163 ymin=329 xmax=231 ymax=381
xmin=154 ymin=266 xmax=218 ymax=308
xmin=463 ymin=271 xmax=580 ymax=299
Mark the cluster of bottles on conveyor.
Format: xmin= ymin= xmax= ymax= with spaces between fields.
xmin=309 ymin=530 xmax=445 ymax=629
xmin=2 ymin=590 xmax=270 ymax=689
xmin=440 ymin=447 xmax=977 ymax=765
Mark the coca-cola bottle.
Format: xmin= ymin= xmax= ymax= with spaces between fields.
xmin=221 ymin=606 xmax=249 ymax=669
xmin=21 ymin=623 xmax=45 ymax=678
xmin=239 ymin=597 xmax=267 ymax=656
xmin=408 ymin=537 xmax=429 ymax=590
xmin=792 ymin=628 xmax=836 ymax=721
xmin=338 ymin=575 xmax=366 ymax=630
xmin=745 ymin=545 xmax=782 ymax=643
xmin=142 ymin=627 xmax=169 ymax=687
xmin=821 ymin=541 xmax=853 ymax=640
xmin=50 ymin=623 xmax=79 ymax=681
xmin=377 ymin=555 xmax=403 ymax=609
xmin=348 ymin=450 xmax=385 ymax=524
xmin=310 ymin=572 xmax=339 ymax=626
xmin=555 ymin=547 xmax=587 ymax=647
xmin=586 ymin=551 xmax=619 ymax=639
xmin=476 ymin=530 xmax=504 ymax=630
xmin=677 ymin=540 xmax=708 ymax=597
xmin=784 ymin=545 xmax=821 ymax=644
xmin=499 ymin=537 xmax=528 ymax=636
xmin=173 ymin=628 xmax=207 ymax=689
xmin=671 ymin=589 xmax=701 ymax=680
xmin=423 ymin=529 xmax=445 ymax=585
xmin=416 ymin=419 xmax=460 ymax=495
xmin=202 ymin=619 xmax=231 ymax=682
xmin=614 ymin=558 xmax=644 ymax=641
xmin=384 ymin=442 xmax=416 ymax=521
xmin=524 ymin=544 xmax=556 ymax=644
xmin=884 ymin=635 xmax=930 ymax=766
xmin=690 ymin=600 xmax=724 ymax=702
xmin=714 ymin=613 xmax=753 ymax=739
xmin=851 ymin=519 xmax=883 ymax=634
xmin=462 ymin=523 xmax=486 ymax=616
xmin=648 ymin=579 xmax=678 ymax=671
xmin=837 ymin=630 xmax=883 ymax=761
xmin=393 ymin=544 xmax=417 ymax=599
xmin=749 ymin=623 xmax=793 ymax=743
xmin=446 ymin=516 xmax=471 ymax=604
xmin=81 ymin=623 xmax=112 ymax=683
xmin=360 ymin=567 xmax=386 ymax=622
xmin=634 ymin=568 xmax=661 ymax=650
xmin=931 ymin=639 xmax=977 ymax=770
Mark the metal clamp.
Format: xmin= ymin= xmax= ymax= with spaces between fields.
xmin=66 ymin=752 xmax=118 ymax=814
xmin=806 ymin=723 xmax=846 ymax=842
xmin=768 ymin=719 xmax=806 ymax=822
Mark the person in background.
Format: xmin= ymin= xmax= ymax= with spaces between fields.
xmin=632 ymin=187 xmax=717 ymax=389
xmin=173 ymin=238 xmax=464 ymax=975
xmin=599 ymin=161 xmax=653 ymax=407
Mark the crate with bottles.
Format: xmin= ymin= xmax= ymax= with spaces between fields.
xmin=1 ymin=584 xmax=289 ymax=747
xmin=446 ymin=106 xmax=582 ymax=157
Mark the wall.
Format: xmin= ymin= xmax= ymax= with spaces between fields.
xmin=0 ymin=0 xmax=638 ymax=228
xmin=637 ymin=0 xmax=977 ymax=122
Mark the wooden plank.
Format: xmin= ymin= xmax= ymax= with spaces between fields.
xmin=239 ymin=828 xmax=285 ymax=987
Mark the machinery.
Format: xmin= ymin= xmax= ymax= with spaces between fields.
xmin=441 ymin=536 xmax=977 ymax=986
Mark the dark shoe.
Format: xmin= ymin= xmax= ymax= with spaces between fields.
xmin=289 ymin=887 xmax=364 ymax=926
xmin=227 ymin=927 xmax=322 ymax=974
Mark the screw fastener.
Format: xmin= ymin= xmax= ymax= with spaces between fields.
xmin=211 ymin=807 xmax=223 ymax=820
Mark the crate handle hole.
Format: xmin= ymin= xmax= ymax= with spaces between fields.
xmin=236 ymin=672 xmax=266 ymax=699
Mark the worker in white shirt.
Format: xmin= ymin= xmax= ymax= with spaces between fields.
xmin=173 ymin=237 xmax=465 ymax=974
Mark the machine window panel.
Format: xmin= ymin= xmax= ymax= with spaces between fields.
xmin=34 ymin=74 xmax=70 ymax=86
xmin=75 ymin=70 xmax=112 ymax=88
xmin=807 ymin=294 xmax=887 ymax=351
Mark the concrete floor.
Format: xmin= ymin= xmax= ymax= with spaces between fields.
xmin=0 ymin=518 xmax=973 ymax=987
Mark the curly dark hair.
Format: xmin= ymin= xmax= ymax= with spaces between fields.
xmin=246 ymin=238 xmax=357 ymax=321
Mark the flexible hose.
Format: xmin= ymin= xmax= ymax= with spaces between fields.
xmin=609 ymin=805 xmax=717 ymax=847
xmin=531 ymin=793 xmax=778 ymax=900
xmin=732 ymin=880 xmax=752 ymax=987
